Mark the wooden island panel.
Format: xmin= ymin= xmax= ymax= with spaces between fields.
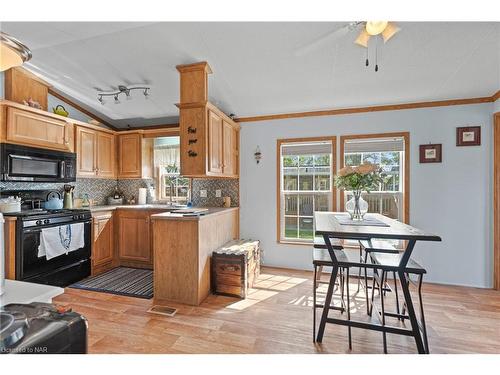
xmin=152 ymin=208 xmax=239 ymax=306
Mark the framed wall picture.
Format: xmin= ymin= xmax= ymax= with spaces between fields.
xmin=419 ymin=144 xmax=442 ymax=163
xmin=456 ymin=126 xmax=481 ymax=146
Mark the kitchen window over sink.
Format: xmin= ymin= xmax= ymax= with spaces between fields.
xmin=277 ymin=137 xmax=336 ymax=244
xmin=154 ymin=136 xmax=191 ymax=204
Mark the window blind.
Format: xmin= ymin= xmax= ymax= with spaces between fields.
xmin=344 ymin=137 xmax=404 ymax=153
xmin=281 ymin=141 xmax=332 ymax=156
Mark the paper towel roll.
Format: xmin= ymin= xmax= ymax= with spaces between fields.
xmin=138 ymin=188 xmax=147 ymax=205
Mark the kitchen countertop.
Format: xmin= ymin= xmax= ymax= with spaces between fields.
xmin=0 ymin=280 xmax=64 ymax=306
xmin=150 ymin=207 xmax=238 ymax=221
xmin=89 ymin=204 xmax=182 ymax=213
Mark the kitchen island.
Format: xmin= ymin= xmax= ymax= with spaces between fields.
xmin=151 ymin=207 xmax=239 ymax=306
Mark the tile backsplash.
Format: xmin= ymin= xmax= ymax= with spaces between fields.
xmin=191 ymin=178 xmax=239 ymax=207
xmin=0 ymin=177 xmax=239 ymax=207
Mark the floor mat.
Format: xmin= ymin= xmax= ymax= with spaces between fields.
xmin=69 ymin=267 xmax=153 ymax=299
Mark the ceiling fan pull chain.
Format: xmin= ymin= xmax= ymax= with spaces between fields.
xmin=375 ymin=37 xmax=379 ymax=72
xmin=365 ymin=44 xmax=369 ymax=67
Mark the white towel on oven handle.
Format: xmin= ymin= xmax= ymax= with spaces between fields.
xmin=38 ymin=223 xmax=85 ymax=260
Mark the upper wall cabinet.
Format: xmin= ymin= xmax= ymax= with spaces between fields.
xmin=4 ymin=68 xmax=49 ymax=111
xmin=177 ymin=62 xmax=239 ymax=178
xmin=117 ymin=132 xmax=153 ymax=179
xmin=76 ymin=126 xmax=116 ymax=178
xmin=5 ymin=106 xmax=74 ymax=152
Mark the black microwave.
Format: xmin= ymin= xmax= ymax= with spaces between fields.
xmin=0 ymin=143 xmax=76 ymax=183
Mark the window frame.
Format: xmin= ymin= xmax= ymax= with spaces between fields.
xmin=339 ymin=132 xmax=410 ymax=224
xmin=276 ymin=136 xmax=337 ymax=245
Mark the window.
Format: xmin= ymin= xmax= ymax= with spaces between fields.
xmin=341 ymin=134 xmax=409 ymax=223
xmin=278 ymin=137 xmax=336 ymax=243
xmin=154 ymin=136 xmax=191 ymax=204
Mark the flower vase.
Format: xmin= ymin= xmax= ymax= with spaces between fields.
xmin=346 ymin=191 xmax=368 ymax=221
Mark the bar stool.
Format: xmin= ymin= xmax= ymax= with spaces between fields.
xmin=358 ymin=239 xmax=401 ymax=315
xmin=368 ymin=252 xmax=429 ymax=353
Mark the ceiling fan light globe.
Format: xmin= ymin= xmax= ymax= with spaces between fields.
xmin=382 ymin=22 xmax=400 ymax=43
xmin=0 ymin=32 xmax=32 ymax=72
xmin=354 ymin=29 xmax=370 ymax=48
xmin=366 ymin=21 xmax=388 ymax=36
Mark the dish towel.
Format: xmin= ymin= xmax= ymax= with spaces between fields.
xmin=38 ymin=223 xmax=85 ymax=260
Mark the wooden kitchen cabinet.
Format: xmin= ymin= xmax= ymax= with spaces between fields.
xmin=177 ymin=62 xmax=239 ymax=178
xmin=222 ymin=119 xmax=238 ymax=176
xmin=6 ymin=107 xmax=74 ymax=152
xmin=97 ymin=132 xmax=116 ymax=178
xmin=208 ymin=109 xmax=223 ymax=174
xmin=92 ymin=211 xmax=115 ymax=275
xmin=116 ymin=210 xmax=152 ymax=266
xmin=179 ymin=104 xmax=239 ymax=178
xmin=117 ymin=132 xmax=153 ymax=179
xmin=76 ymin=126 xmax=116 ymax=178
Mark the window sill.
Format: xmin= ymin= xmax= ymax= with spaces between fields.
xmin=278 ymin=240 xmax=314 ymax=247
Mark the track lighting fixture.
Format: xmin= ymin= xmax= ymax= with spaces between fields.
xmin=97 ymin=85 xmax=150 ymax=105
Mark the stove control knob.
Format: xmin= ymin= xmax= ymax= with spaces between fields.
xmin=73 ymin=215 xmax=79 ymax=220
xmin=36 ymin=220 xmax=42 ymax=225
xmin=79 ymin=214 xmax=85 ymax=220
xmin=44 ymin=219 xmax=50 ymax=224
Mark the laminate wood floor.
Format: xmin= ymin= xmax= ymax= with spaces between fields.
xmin=54 ymin=267 xmax=500 ymax=354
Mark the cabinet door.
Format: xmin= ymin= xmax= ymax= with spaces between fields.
xmin=6 ymin=107 xmax=74 ymax=152
xmin=208 ymin=110 xmax=223 ymax=174
xmin=92 ymin=214 xmax=114 ymax=267
xmin=76 ymin=127 xmax=97 ymax=177
xmin=118 ymin=133 xmax=142 ymax=178
xmin=97 ymin=132 xmax=116 ymax=178
xmin=222 ymin=120 xmax=238 ymax=176
xmin=117 ymin=210 xmax=151 ymax=264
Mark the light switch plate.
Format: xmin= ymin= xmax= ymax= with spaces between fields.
xmin=215 ymin=189 xmax=222 ymax=198
xmin=200 ymin=189 xmax=207 ymax=198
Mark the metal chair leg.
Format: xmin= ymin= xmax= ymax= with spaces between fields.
xmin=346 ymin=268 xmax=352 ymax=350
xmin=357 ymin=246 xmax=363 ymax=292
xmin=380 ymin=270 xmax=387 ymax=354
xmin=313 ymin=265 xmax=317 ymax=342
xmin=393 ymin=271 xmax=400 ymax=320
xmin=364 ymin=251 xmax=370 ymax=314
xmin=418 ymin=275 xmax=430 ymax=354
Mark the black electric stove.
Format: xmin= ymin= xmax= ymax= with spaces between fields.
xmin=1 ymin=190 xmax=92 ymax=287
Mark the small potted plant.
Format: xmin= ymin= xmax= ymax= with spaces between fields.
xmin=334 ymin=163 xmax=383 ymax=220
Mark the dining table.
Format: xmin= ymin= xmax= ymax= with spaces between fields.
xmin=314 ymin=212 xmax=441 ymax=353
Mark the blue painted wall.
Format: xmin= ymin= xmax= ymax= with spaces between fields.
xmin=240 ymin=102 xmax=495 ymax=288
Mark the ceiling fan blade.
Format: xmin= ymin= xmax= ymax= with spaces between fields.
xmin=354 ymin=29 xmax=370 ymax=48
xmin=294 ymin=24 xmax=355 ymax=56
xmin=382 ymin=22 xmax=400 ymax=43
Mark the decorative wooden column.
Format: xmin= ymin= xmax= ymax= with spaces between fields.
xmin=176 ymin=62 xmax=212 ymax=176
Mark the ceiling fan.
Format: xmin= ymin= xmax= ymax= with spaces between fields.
xmin=294 ymin=21 xmax=401 ymax=71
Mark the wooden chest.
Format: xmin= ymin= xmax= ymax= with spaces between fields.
xmin=211 ymin=239 xmax=261 ymax=298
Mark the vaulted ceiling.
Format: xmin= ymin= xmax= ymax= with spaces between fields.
xmin=1 ymin=22 xmax=499 ymax=128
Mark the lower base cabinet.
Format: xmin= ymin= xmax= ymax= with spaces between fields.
xmin=116 ymin=210 xmax=153 ymax=268
xmin=91 ymin=211 xmax=115 ymax=276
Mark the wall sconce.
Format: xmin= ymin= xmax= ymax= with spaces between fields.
xmin=254 ymin=146 xmax=262 ymax=164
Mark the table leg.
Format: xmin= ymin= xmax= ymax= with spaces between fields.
xmin=316 ymin=264 xmax=339 ymax=343
xmin=398 ymin=270 xmax=425 ymax=354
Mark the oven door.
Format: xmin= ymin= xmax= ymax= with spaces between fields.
xmin=16 ymin=220 xmax=91 ymax=286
